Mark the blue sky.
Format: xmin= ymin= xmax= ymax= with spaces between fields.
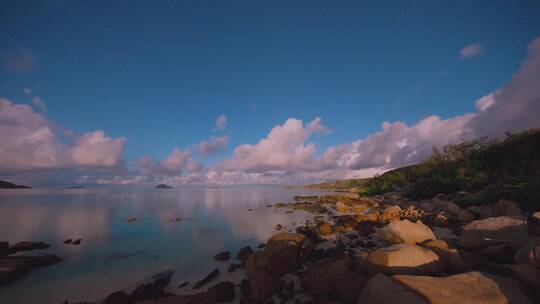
xmin=1 ymin=1 xmax=540 ymax=185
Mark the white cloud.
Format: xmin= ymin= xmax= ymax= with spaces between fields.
xmin=0 ymin=99 xmax=126 ymax=173
xmin=195 ymin=135 xmax=228 ymax=155
xmin=460 ymin=42 xmax=484 ymax=59
xmin=70 ymin=131 xmax=126 ymax=167
xmin=221 ymin=117 xmax=327 ymax=173
xmin=31 ymin=96 xmax=46 ymax=113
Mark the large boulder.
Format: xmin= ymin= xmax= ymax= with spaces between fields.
xmin=357 ymin=273 xmax=428 ymax=304
xmin=392 ymin=271 xmax=531 ymax=304
xmin=420 ymin=240 xmax=470 ymax=272
xmin=458 ymin=216 xmax=528 ymax=248
xmin=492 ymin=200 xmax=523 ymax=217
xmin=362 ymin=244 xmax=444 ymax=275
xmin=245 ymin=233 xmax=305 ymax=302
xmin=375 ymin=219 xmax=436 ymax=245
xmin=513 ymin=238 xmax=540 ymax=268
xmin=379 ymin=205 xmax=402 ymax=222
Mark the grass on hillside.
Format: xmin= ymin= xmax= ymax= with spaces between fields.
xmin=360 ymin=129 xmax=540 ymax=211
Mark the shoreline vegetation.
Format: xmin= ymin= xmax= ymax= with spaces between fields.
xmin=1 ymin=129 xmax=539 ymax=303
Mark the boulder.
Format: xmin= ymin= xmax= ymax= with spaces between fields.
xmin=245 ymin=233 xmax=305 ymax=302
xmin=375 ymin=219 xmax=436 ymax=245
xmin=506 ymin=264 xmax=540 ymax=299
xmin=513 ymin=238 xmax=540 ymax=268
xmin=363 ymin=244 xmax=444 ymax=275
xmin=8 ymin=241 xmax=49 ymax=254
xmin=213 ymin=251 xmax=230 ymax=261
xmin=392 ymin=271 xmax=531 ymax=304
xmin=328 ymin=259 xmax=368 ymax=302
xmin=467 ymin=205 xmax=493 ymax=219
xmin=444 ymin=202 xmax=462 ymax=216
xmin=236 ymin=246 xmax=253 ymax=262
xmin=420 ymin=240 xmax=469 ymax=272
xmin=317 ymin=222 xmax=333 ymax=236
xmin=208 ymin=281 xmax=235 ymax=302
xmin=0 ymin=242 xmax=8 ymax=258
xmin=380 ymin=205 xmax=401 ymax=221
xmin=335 ymin=201 xmax=349 ymax=212
xmin=457 ymin=209 xmax=476 ymax=222
xmin=357 ymin=273 xmax=428 ymax=304
xmin=301 ymin=266 xmax=333 ymax=297
xmin=492 ymin=200 xmax=523 ymax=217
xmin=458 ymin=216 xmax=528 ymax=248
xmin=480 ymin=244 xmax=514 ymax=263
xmin=193 ymin=269 xmax=219 ymax=289
xmin=102 ymin=291 xmax=130 ymax=304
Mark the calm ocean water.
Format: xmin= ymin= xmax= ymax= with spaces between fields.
xmin=0 ymin=186 xmax=329 ymax=304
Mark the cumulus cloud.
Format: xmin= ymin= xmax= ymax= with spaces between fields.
xmin=0 ymin=98 xmax=126 ymax=173
xmin=221 ymin=117 xmax=328 ymax=173
xmin=2 ymin=48 xmax=38 ymax=74
xmin=460 ymin=42 xmax=484 ymax=59
xmin=214 ymin=114 xmax=227 ymax=131
xmin=195 ymin=135 xmax=228 ymax=155
xmin=70 ymin=131 xmax=126 ymax=167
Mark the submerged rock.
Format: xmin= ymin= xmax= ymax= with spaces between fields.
xmin=193 ymin=269 xmax=219 ymax=289
xmin=8 ymin=241 xmax=49 ymax=254
xmin=0 ymin=255 xmax=62 ymax=286
xmin=213 ymin=251 xmax=230 ymax=261
xmin=236 ymin=246 xmax=253 ymax=262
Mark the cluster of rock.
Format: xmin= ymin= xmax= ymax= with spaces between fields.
xmin=0 ymin=241 xmax=61 ymax=286
xmin=71 ymin=193 xmax=540 ymax=304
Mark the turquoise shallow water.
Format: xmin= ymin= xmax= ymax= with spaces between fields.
xmin=0 ymin=186 xmax=327 ymax=304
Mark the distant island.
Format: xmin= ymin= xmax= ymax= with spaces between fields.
xmin=65 ymin=185 xmax=85 ymax=189
xmin=0 ymin=180 xmax=31 ymax=189
xmin=155 ymin=184 xmax=173 ymax=189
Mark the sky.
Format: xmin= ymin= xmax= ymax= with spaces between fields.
xmin=1 ymin=0 xmax=540 ymax=186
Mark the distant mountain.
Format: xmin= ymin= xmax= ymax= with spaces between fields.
xmin=155 ymin=184 xmax=173 ymax=189
xmin=0 ymin=180 xmax=31 ymax=189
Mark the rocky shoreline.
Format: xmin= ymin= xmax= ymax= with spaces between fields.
xmin=9 ymin=193 xmax=540 ymax=304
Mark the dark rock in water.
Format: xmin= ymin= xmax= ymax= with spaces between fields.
xmin=128 ymin=271 xmax=172 ymax=302
xmin=169 ymin=217 xmax=182 ymax=222
xmin=0 ymin=180 xmax=31 ymax=189
xmin=72 ymin=239 xmax=82 ymax=245
xmin=257 ymin=243 xmax=266 ymax=249
xmin=214 ymin=251 xmax=231 ymax=261
xmin=8 ymin=241 xmax=49 ymax=254
xmin=0 ymin=255 xmax=62 ymax=286
xmin=124 ymin=217 xmax=138 ymax=222
xmin=209 ymin=281 xmax=235 ymax=302
xmin=247 ymin=208 xmax=253 ymax=211
xmin=0 ymin=242 xmax=8 ymax=258
xmin=193 ymin=269 xmax=219 ymax=289
xmin=275 ymin=224 xmax=283 ymax=230
xmin=178 ymin=281 xmax=189 ymax=288
xmin=155 ymin=184 xmax=173 ymax=189
xmin=240 ymin=279 xmax=252 ymax=299
xmin=227 ymin=263 xmax=242 ymax=273
xmin=63 ymin=239 xmax=72 ymax=244
xmin=236 ymin=246 xmax=253 ymax=262
xmin=102 ymin=291 xmax=130 ymax=304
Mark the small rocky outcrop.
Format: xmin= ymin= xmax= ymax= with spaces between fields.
xmin=213 ymin=251 xmax=230 ymax=261
xmin=193 ymin=269 xmax=219 ymax=289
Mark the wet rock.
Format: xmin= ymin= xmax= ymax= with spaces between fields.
xmin=178 ymin=282 xmax=189 ymax=288
xmin=125 ymin=217 xmax=138 ymax=222
xmin=480 ymin=244 xmax=514 ymax=264
xmin=513 ymin=238 xmax=540 ymax=267
xmin=8 ymin=241 xmax=49 ymax=254
xmin=214 ymin=251 xmax=230 ymax=261
xmin=467 ymin=205 xmax=493 ymax=219
xmin=73 ymin=239 xmax=82 ymax=245
xmin=0 ymin=255 xmax=62 ymax=285
xmin=193 ymin=269 xmax=219 ymax=289
xmin=236 ymin=246 xmax=253 ymax=262
xmin=380 ymin=205 xmax=401 ymax=222
xmin=458 ymin=216 xmax=528 ymax=248
xmin=392 ymin=271 xmax=531 ymax=304
xmin=240 ymin=279 xmax=252 ymax=299
xmin=317 ymin=222 xmax=333 ymax=236
xmin=375 ymin=219 xmax=436 ymax=245
xmin=257 ymin=243 xmax=265 ymax=249
xmin=362 ymin=244 xmax=444 ymax=275
xmin=245 ymin=233 xmax=305 ymax=302
xmin=0 ymin=242 xmax=8 ymax=258
xmin=102 ymin=291 xmax=130 ymax=304
xmin=457 ymin=209 xmax=476 ymax=222
xmin=275 ymin=224 xmax=283 ymax=231
xmin=357 ymin=273 xmax=428 ymax=304
xmin=444 ymin=202 xmax=462 ymax=216
xmin=227 ymin=263 xmax=241 ymax=273
xmin=208 ymin=281 xmax=235 ymax=302
xmin=63 ymin=239 xmax=73 ymax=244
xmin=492 ymin=199 xmax=522 ymax=217
xmin=335 ymin=201 xmax=348 ymax=213
xmin=354 ymin=223 xmax=375 ymax=237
